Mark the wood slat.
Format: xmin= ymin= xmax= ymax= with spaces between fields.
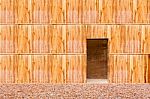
xmin=0 ymin=0 xmax=150 ymax=83
xmin=109 ymin=55 xmax=149 ymax=83
xmin=0 ymin=0 xmax=150 ymax=23
xmin=0 ymin=55 xmax=86 ymax=83
xmin=148 ymin=55 xmax=150 ymax=83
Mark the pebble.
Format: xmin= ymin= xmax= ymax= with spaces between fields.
xmin=0 ymin=84 xmax=149 ymax=99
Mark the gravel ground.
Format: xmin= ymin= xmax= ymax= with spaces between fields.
xmin=0 ymin=84 xmax=150 ymax=99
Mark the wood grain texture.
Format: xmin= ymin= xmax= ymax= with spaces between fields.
xmin=0 ymin=0 xmax=150 ymax=83
xmin=148 ymin=55 xmax=150 ymax=83
xmin=87 ymin=25 xmax=150 ymax=53
xmin=66 ymin=25 xmax=86 ymax=53
xmin=0 ymin=0 xmax=150 ymax=23
xmin=1 ymin=25 xmax=149 ymax=54
xmin=0 ymin=55 xmax=86 ymax=83
xmin=0 ymin=0 xmax=16 ymax=23
xmin=109 ymin=55 xmax=149 ymax=83
xmin=0 ymin=25 xmax=150 ymax=83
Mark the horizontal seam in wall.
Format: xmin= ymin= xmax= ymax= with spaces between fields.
xmin=0 ymin=23 xmax=150 ymax=25
xmin=109 ymin=53 xmax=150 ymax=55
xmin=0 ymin=53 xmax=149 ymax=55
xmin=0 ymin=53 xmax=86 ymax=55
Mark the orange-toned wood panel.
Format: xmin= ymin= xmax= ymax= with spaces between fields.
xmin=109 ymin=55 xmax=149 ymax=83
xmin=31 ymin=0 xmax=49 ymax=23
xmin=0 ymin=25 xmax=66 ymax=53
xmin=0 ymin=55 xmax=14 ymax=83
xmin=86 ymin=25 xmax=150 ymax=53
xmin=0 ymin=0 xmax=31 ymax=23
xmin=66 ymin=25 xmax=86 ymax=53
xmin=31 ymin=0 xmax=65 ymax=23
xmin=0 ymin=0 xmax=150 ymax=23
xmin=66 ymin=55 xmax=86 ymax=83
xmin=31 ymin=25 xmax=65 ymax=53
xmin=0 ymin=0 xmax=16 ymax=23
xmin=31 ymin=25 xmax=49 ymax=53
xmin=17 ymin=25 xmax=31 ymax=53
xmin=0 ymin=25 xmax=16 ymax=53
xmin=32 ymin=55 xmax=64 ymax=83
xmin=0 ymin=25 xmax=31 ymax=53
xmin=0 ymin=55 xmax=86 ymax=83
xmin=15 ymin=0 xmax=31 ymax=23
xmin=148 ymin=55 xmax=150 ymax=83
xmin=65 ymin=25 xmax=150 ymax=53
xmin=0 ymin=25 xmax=150 ymax=83
xmin=0 ymin=25 xmax=150 ymax=53
xmin=0 ymin=55 xmax=29 ymax=83
xmin=48 ymin=25 xmax=65 ymax=53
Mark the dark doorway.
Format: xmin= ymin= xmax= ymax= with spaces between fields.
xmin=87 ymin=39 xmax=108 ymax=79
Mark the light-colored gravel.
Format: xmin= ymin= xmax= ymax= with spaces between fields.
xmin=0 ymin=84 xmax=149 ymax=99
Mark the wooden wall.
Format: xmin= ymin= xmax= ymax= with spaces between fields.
xmin=0 ymin=0 xmax=150 ymax=23
xmin=0 ymin=0 xmax=150 ymax=83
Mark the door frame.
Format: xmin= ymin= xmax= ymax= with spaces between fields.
xmin=86 ymin=38 xmax=109 ymax=83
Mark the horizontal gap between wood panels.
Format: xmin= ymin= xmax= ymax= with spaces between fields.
xmin=0 ymin=53 xmax=149 ymax=55
xmin=0 ymin=23 xmax=150 ymax=25
xmin=109 ymin=53 xmax=150 ymax=55
xmin=0 ymin=53 xmax=86 ymax=55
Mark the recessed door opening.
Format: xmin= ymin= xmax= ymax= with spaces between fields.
xmin=87 ymin=39 xmax=108 ymax=83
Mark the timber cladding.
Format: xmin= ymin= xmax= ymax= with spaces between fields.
xmin=0 ymin=0 xmax=150 ymax=23
xmin=0 ymin=0 xmax=150 ymax=83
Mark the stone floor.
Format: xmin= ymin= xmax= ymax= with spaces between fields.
xmin=0 ymin=84 xmax=150 ymax=99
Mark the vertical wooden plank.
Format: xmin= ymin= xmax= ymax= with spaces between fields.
xmin=50 ymin=0 xmax=64 ymax=23
xmin=28 ymin=54 xmax=32 ymax=83
xmin=141 ymin=25 xmax=146 ymax=53
xmin=17 ymin=55 xmax=29 ymax=83
xmin=32 ymin=55 xmax=41 ymax=83
xmin=18 ymin=25 xmax=30 ymax=53
xmin=14 ymin=55 xmax=18 ymax=83
xmin=66 ymin=55 xmax=85 ymax=83
xmin=135 ymin=0 xmax=148 ymax=23
xmin=0 ymin=25 xmax=16 ymax=53
xmin=148 ymin=0 xmax=150 ymax=23
xmin=108 ymin=55 xmax=113 ymax=83
xmin=66 ymin=55 xmax=71 ymax=83
xmin=144 ymin=55 xmax=148 ymax=83
xmin=0 ymin=0 xmax=15 ymax=23
xmin=3 ymin=56 xmax=6 ymax=83
xmin=31 ymin=0 xmax=49 ymax=23
xmin=148 ymin=55 xmax=150 ymax=83
xmin=145 ymin=26 xmax=150 ymax=53
xmin=0 ymin=33 xmax=1 ymax=82
xmin=49 ymin=25 xmax=64 ymax=53
xmin=0 ymin=25 xmax=2 ymax=53
xmin=114 ymin=55 xmax=117 ymax=83
xmin=0 ymin=0 xmax=1 ymax=23
xmin=66 ymin=25 xmax=87 ymax=53
xmin=101 ymin=0 xmax=113 ymax=23
xmin=108 ymin=55 xmax=150 ymax=83
xmin=66 ymin=0 xmax=82 ymax=23
xmin=31 ymin=25 xmax=49 ymax=53
xmin=32 ymin=55 xmax=36 ymax=83
xmin=1 ymin=26 xmax=7 ymax=53
xmin=115 ymin=0 xmax=132 ymax=23
xmin=15 ymin=0 xmax=31 ymax=23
